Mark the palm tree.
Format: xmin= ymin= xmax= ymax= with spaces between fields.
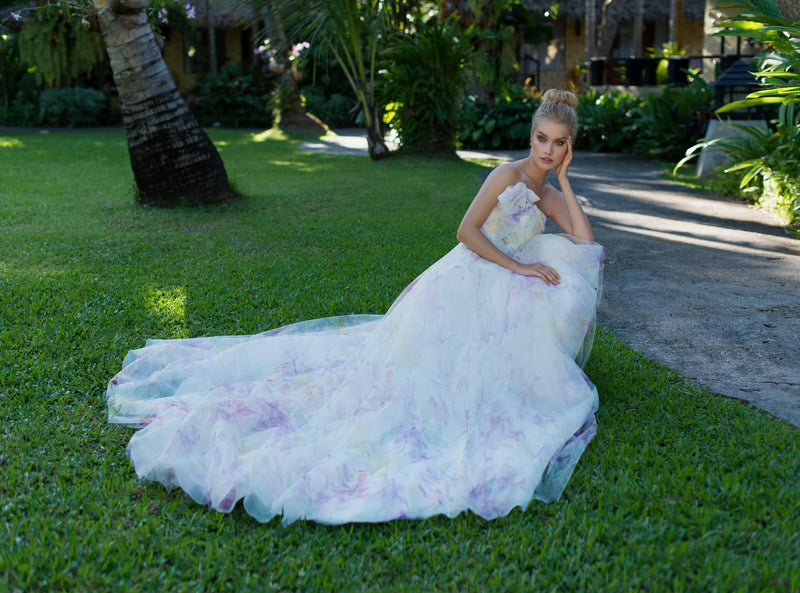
xmin=89 ymin=0 xmax=234 ymax=206
xmin=273 ymin=0 xmax=390 ymax=160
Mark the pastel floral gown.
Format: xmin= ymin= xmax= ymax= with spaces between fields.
xmin=106 ymin=182 xmax=604 ymax=525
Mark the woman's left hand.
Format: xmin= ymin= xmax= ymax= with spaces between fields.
xmin=555 ymin=136 xmax=572 ymax=183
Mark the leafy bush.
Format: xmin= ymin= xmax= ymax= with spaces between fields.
xmin=302 ymin=86 xmax=358 ymax=128
xmin=0 ymin=63 xmax=44 ymax=127
xmin=39 ymin=87 xmax=109 ymax=127
xmin=192 ymin=63 xmax=275 ymax=128
xmin=575 ymin=89 xmax=642 ymax=152
xmin=678 ymin=0 xmax=800 ymax=227
xmin=380 ymin=17 xmax=471 ymax=155
xmin=297 ymin=56 xmax=360 ymax=128
xmin=459 ymin=84 xmax=540 ymax=149
xmin=633 ymin=78 xmax=715 ymax=159
xmin=679 ymin=114 xmax=800 ymax=225
xmin=460 ymin=83 xmax=713 ymax=155
xmin=0 ymin=100 xmax=41 ymax=127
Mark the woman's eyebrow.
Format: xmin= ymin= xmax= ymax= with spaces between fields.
xmin=536 ymin=133 xmax=568 ymax=140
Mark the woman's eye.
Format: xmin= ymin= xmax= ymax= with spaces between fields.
xmin=556 ymin=141 xmax=564 ymax=146
xmin=537 ymin=136 xmax=545 ymax=142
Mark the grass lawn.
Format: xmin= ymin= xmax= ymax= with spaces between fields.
xmin=1 ymin=128 xmax=798 ymax=592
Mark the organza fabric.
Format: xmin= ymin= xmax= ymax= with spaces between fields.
xmin=106 ymin=182 xmax=604 ymax=525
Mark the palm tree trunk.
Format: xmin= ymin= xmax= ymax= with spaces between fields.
xmin=363 ymin=99 xmax=389 ymax=160
xmin=633 ymin=0 xmax=644 ymax=57
xmin=92 ymin=0 xmax=234 ymax=206
xmin=205 ymin=0 xmax=218 ymax=75
xmin=585 ymin=0 xmax=596 ymax=60
xmin=597 ymin=0 xmax=621 ymax=58
xmin=669 ymin=0 xmax=684 ymax=47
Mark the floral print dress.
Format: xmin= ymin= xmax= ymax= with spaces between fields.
xmin=106 ymin=182 xmax=605 ymax=525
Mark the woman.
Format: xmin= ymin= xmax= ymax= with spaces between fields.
xmin=106 ymin=89 xmax=604 ymax=525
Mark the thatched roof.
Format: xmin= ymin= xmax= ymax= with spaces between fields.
xmin=0 ymin=0 xmax=264 ymax=29
xmin=192 ymin=0 xmax=267 ymax=28
xmin=520 ymin=0 xmax=706 ymax=21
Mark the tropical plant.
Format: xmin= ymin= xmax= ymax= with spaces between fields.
xmin=575 ymin=89 xmax=642 ymax=152
xmin=277 ymin=0 xmax=392 ymax=159
xmin=676 ymin=108 xmax=800 ymax=224
xmin=452 ymin=0 xmax=516 ymax=106
xmin=714 ymin=0 xmax=800 ymax=114
xmin=39 ymin=86 xmax=109 ymax=126
xmin=17 ymin=0 xmax=105 ymax=87
xmin=460 ymin=82 xmax=541 ymax=149
xmin=380 ymin=16 xmax=470 ymax=155
xmin=301 ymin=86 xmax=359 ymax=128
xmin=676 ymin=0 xmax=800 ymax=226
xmin=1 ymin=23 xmax=36 ymax=118
xmin=464 ymin=22 xmax=517 ymax=106
xmin=193 ymin=62 xmax=275 ymax=128
xmin=633 ymin=77 xmax=715 ymax=159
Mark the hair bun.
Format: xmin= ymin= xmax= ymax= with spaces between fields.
xmin=541 ymin=89 xmax=578 ymax=109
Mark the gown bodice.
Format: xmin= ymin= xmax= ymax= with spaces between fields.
xmin=481 ymin=182 xmax=546 ymax=256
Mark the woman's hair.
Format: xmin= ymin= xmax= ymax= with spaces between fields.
xmin=532 ymin=89 xmax=579 ymax=138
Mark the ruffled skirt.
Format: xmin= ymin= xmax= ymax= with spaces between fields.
xmin=107 ymin=235 xmax=604 ymax=525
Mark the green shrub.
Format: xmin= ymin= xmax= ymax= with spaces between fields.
xmin=0 ymin=69 xmax=44 ymax=127
xmin=192 ymin=63 xmax=275 ymax=128
xmin=39 ymin=87 xmax=109 ymax=127
xmin=575 ymin=89 xmax=642 ymax=152
xmin=459 ymin=84 xmax=540 ymax=150
xmin=380 ymin=16 xmax=471 ymax=155
xmin=298 ymin=56 xmax=360 ymax=128
xmin=0 ymin=100 xmax=40 ymax=127
xmin=633 ymin=78 xmax=714 ymax=159
xmin=301 ymin=86 xmax=358 ymax=128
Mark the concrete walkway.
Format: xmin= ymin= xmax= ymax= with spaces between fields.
xmin=300 ymin=130 xmax=800 ymax=428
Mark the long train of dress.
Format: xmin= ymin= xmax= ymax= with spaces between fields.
xmin=106 ymin=182 xmax=604 ymax=525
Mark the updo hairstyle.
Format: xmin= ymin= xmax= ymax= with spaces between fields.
xmin=532 ymin=89 xmax=579 ymax=138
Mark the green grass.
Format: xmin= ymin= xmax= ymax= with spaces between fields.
xmin=1 ymin=129 xmax=798 ymax=592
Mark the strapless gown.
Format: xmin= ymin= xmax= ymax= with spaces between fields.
xmin=106 ymin=182 xmax=605 ymax=525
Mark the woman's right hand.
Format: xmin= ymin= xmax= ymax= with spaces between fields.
xmin=514 ymin=262 xmax=561 ymax=285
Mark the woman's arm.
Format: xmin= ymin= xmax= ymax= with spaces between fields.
xmin=546 ymin=138 xmax=594 ymax=241
xmin=456 ymin=165 xmax=562 ymax=285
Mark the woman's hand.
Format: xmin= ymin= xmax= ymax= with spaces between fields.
xmin=554 ymin=136 xmax=573 ymax=184
xmin=514 ymin=262 xmax=561 ymax=285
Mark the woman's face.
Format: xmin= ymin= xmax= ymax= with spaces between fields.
xmin=530 ymin=120 xmax=570 ymax=170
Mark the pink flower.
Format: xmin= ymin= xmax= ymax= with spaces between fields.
xmin=290 ymin=42 xmax=310 ymax=60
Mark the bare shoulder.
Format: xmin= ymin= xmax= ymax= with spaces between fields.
xmin=536 ymin=183 xmax=567 ymax=219
xmin=483 ymin=161 xmax=523 ymax=188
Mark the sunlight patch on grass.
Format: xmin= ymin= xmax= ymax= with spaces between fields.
xmin=143 ymin=285 xmax=187 ymax=336
xmin=0 ymin=137 xmax=24 ymax=148
xmin=252 ymin=128 xmax=288 ymax=142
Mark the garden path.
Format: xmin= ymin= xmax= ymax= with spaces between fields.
xmin=301 ymin=130 xmax=800 ymax=428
